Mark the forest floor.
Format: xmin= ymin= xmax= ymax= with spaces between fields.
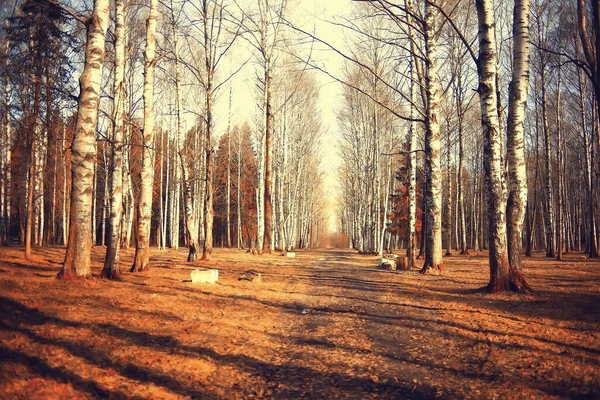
xmin=0 ymin=246 xmax=599 ymax=399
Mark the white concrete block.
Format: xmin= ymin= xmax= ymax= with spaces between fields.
xmin=191 ymin=269 xmax=219 ymax=284
xmin=286 ymin=252 xmax=296 ymax=258
xmin=378 ymin=258 xmax=396 ymax=271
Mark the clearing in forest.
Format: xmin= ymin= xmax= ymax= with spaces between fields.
xmin=0 ymin=247 xmax=599 ymax=399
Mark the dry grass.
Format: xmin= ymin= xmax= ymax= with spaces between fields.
xmin=0 ymin=246 xmax=599 ymax=399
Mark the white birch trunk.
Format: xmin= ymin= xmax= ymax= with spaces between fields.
xmin=237 ymin=126 xmax=242 ymax=248
xmin=157 ymin=129 xmax=164 ymax=249
xmin=170 ymin=2 xmax=198 ymax=260
xmin=422 ymin=0 xmax=443 ymax=273
xmin=539 ymin=56 xmax=555 ymax=257
xmin=556 ymin=71 xmax=563 ymax=260
xmin=59 ymin=0 xmax=110 ymax=278
xmin=406 ymin=0 xmax=418 ymax=267
xmin=102 ymin=0 xmax=126 ymax=278
xmin=163 ymin=136 xmax=169 ymax=247
xmin=132 ymin=0 xmax=158 ymax=272
xmin=226 ymin=84 xmax=232 ymax=248
xmin=61 ymin=122 xmax=66 ymax=245
xmin=477 ymin=0 xmax=529 ymax=292
xmin=1 ymin=16 xmax=10 ymax=245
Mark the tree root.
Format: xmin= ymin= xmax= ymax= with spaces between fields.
xmin=99 ymin=269 xmax=121 ymax=280
xmin=56 ymin=271 xmax=89 ymax=280
xmin=486 ymin=267 xmax=532 ymax=294
xmin=419 ymin=264 xmax=444 ymax=275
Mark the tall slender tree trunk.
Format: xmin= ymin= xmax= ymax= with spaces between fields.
xmin=421 ymin=0 xmax=443 ymax=274
xmin=43 ymin=76 xmax=53 ymax=247
xmin=25 ymin=72 xmax=41 ymax=259
xmin=506 ymin=0 xmax=530 ymax=270
xmin=2 ymin=21 xmax=10 ymax=246
xmin=277 ymin=104 xmax=287 ymax=251
xmin=170 ymin=2 xmax=198 ymax=261
xmin=91 ymin=157 xmax=96 ymax=246
xmin=102 ymin=0 xmax=126 ymax=279
xmin=257 ymin=132 xmax=265 ymax=250
xmin=237 ymin=127 xmax=242 ymax=248
xmin=51 ymin=118 xmax=59 ymax=244
xmin=578 ymin=71 xmax=598 ymax=257
xmin=131 ymin=0 xmax=158 ymax=272
xmin=540 ymin=63 xmax=555 ymax=257
xmin=162 ymin=136 xmax=169 ymax=248
xmin=445 ymin=118 xmax=452 ymax=256
xmin=407 ymin=51 xmax=418 ymax=267
xmin=556 ymin=71 xmax=563 ymax=261
xmin=61 ymin=122 xmax=67 ymax=245
xmin=58 ymin=0 xmax=110 ymax=278
xmin=201 ymin=78 xmax=214 ymax=259
xmin=100 ymin=143 xmax=109 ymax=245
xmin=172 ymin=136 xmax=180 ymax=249
xmin=263 ymin=63 xmax=273 ymax=253
xmin=226 ymin=84 xmax=232 ymax=248
xmin=378 ymin=146 xmax=392 ymax=256
xmin=157 ymin=130 xmax=164 ymax=249
xmin=457 ymin=86 xmax=468 ymax=254
xmin=477 ymin=0 xmax=529 ymax=292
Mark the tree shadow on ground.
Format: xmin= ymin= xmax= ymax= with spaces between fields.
xmin=0 ymin=345 xmax=132 ymax=399
xmin=0 ymin=296 xmax=434 ymax=399
xmin=0 ymin=297 xmax=217 ymax=399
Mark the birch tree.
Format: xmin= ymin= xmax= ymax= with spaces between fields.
xmin=421 ymin=0 xmax=443 ymax=273
xmin=131 ymin=0 xmax=159 ymax=272
xmin=169 ymin=0 xmax=200 ymax=261
xmin=185 ymin=0 xmax=240 ymax=261
xmin=239 ymin=0 xmax=287 ymax=253
xmin=506 ymin=0 xmax=531 ymax=270
xmin=102 ymin=0 xmax=126 ymax=278
xmin=58 ymin=0 xmax=110 ymax=278
xmin=1 ymin=1 xmax=12 ymax=246
xmin=476 ymin=0 xmax=530 ymax=292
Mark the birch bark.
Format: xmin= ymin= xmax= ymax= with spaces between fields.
xmin=59 ymin=0 xmax=110 ymax=278
xmin=421 ymin=0 xmax=443 ymax=273
xmin=476 ymin=0 xmax=530 ymax=292
xmin=131 ymin=0 xmax=158 ymax=272
xmin=506 ymin=0 xmax=530 ymax=270
xmin=102 ymin=0 xmax=126 ymax=278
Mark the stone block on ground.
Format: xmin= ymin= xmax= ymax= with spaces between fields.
xmin=286 ymin=252 xmax=296 ymax=258
xmin=378 ymin=257 xmax=396 ymax=271
xmin=191 ymin=269 xmax=219 ymax=284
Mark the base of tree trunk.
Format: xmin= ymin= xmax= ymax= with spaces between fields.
xmin=445 ymin=250 xmax=452 ymax=256
xmin=459 ymin=249 xmax=470 ymax=255
xmin=486 ymin=267 xmax=532 ymax=294
xmin=419 ymin=264 xmax=444 ymax=275
xmin=56 ymin=270 xmax=90 ymax=280
xmin=187 ymin=244 xmax=198 ymax=262
xmin=100 ymin=269 xmax=121 ymax=280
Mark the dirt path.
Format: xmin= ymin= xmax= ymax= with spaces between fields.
xmin=0 ymin=246 xmax=599 ymax=399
